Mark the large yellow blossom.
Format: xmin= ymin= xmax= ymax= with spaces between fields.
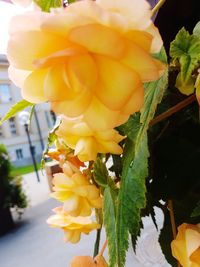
xmin=47 ymin=207 xmax=100 ymax=243
xmin=56 ymin=116 xmax=125 ymax=162
xmin=8 ymin=0 xmax=165 ymax=131
xmin=51 ymin=162 xmax=102 ymax=216
xmin=171 ymin=223 xmax=200 ymax=267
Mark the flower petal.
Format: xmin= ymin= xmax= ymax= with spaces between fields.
xmin=83 ymin=97 xmax=121 ymax=131
xmin=122 ymin=40 xmax=164 ymax=82
xmin=22 ymin=69 xmax=48 ymax=103
xmin=95 ymin=55 xmax=141 ymax=110
xmin=8 ymin=31 xmax=69 ymax=70
xmin=68 ymin=23 xmax=125 ymax=58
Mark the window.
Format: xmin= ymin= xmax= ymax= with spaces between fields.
xmin=0 ymin=84 xmax=12 ymax=103
xmin=9 ymin=117 xmax=17 ymax=136
xmin=16 ymin=149 xmax=23 ymax=159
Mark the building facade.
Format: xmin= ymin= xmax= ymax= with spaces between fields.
xmin=0 ymin=54 xmax=55 ymax=166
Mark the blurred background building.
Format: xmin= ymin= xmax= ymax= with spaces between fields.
xmin=0 ymin=54 xmax=56 ymax=166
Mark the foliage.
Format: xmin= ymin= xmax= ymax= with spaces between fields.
xmin=115 ymin=49 xmax=168 ymax=267
xmin=0 ymin=145 xmax=27 ymax=216
xmin=170 ymin=26 xmax=200 ymax=96
xmin=0 ymin=100 xmax=33 ymax=126
xmin=2 ymin=0 xmax=200 ymax=266
xmin=33 ymin=0 xmax=62 ymax=11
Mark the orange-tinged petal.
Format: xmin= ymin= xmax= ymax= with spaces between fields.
xmin=68 ymin=24 xmax=125 ymax=58
xmin=70 ymin=256 xmax=94 ymax=267
xmin=122 ymin=40 xmax=164 ymax=82
xmin=22 ymin=69 xmax=48 ymax=103
xmin=171 ymin=224 xmax=192 ymax=267
xmin=190 ymin=247 xmax=200 ymax=265
xmin=125 ymin=30 xmax=153 ymax=52
xmin=51 ymin=88 xmax=92 ymax=117
xmin=44 ymin=64 xmax=74 ymax=101
xmin=97 ymin=140 xmax=123 ymax=154
xmin=83 ymin=97 xmax=121 ymax=131
xmin=122 ymin=84 xmax=144 ymax=115
xmin=75 ymin=137 xmax=97 ymax=162
xmin=185 ymin=228 xmax=200 ymax=259
xmin=41 ymin=11 xmax=95 ymax=37
xmin=67 ymin=54 xmax=97 ymax=93
xmin=51 ymin=191 xmax=73 ymax=202
xmin=53 ymin=173 xmax=74 ymax=188
xmin=95 ymin=55 xmax=140 ymax=110
xmin=33 ymin=46 xmax=87 ymax=69
xmin=8 ymin=31 xmax=69 ymax=70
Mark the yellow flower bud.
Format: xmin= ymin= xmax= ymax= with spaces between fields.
xmin=47 ymin=207 xmax=100 ymax=244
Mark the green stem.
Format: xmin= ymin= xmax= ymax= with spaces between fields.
xmin=93 ymin=228 xmax=102 ymax=258
xmin=152 ymin=0 xmax=166 ymax=16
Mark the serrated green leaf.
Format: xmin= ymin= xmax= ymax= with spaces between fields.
xmin=170 ymin=27 xmax=200 ymax=88
xmin=0 ymin=100 xmax=33 ymax=125
xmin=116 ymin=49 xmax=168 ymax=267
xmin=34 ymin=0 xmax=62 ymax=12
xmin=103 ymin=187 xmax=118 ymax=267
xmin=191 ymin=200 xmax=200 ymax=217
xmin=193 ymin=21 xmax=200 ymax=36
xmin=93 ymin=158 xmax=109 ymax=188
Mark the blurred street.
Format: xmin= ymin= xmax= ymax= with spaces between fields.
xmin=0 ymin=171 xmax=142 ymax=267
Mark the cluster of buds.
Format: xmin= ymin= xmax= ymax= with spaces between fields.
xmin=47 ymin=155 xmax=102 ymax=243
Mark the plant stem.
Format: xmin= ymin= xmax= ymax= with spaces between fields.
xmin=152 ymin=0 xmax=166 ymax=16
xmin=168 ymin=200 xmax=181 ymax=267
xmin=93 ymin=228 xmax=102 ymax=257
xmin=100 ymin=239 xmax=108 ymax=256
xmin=150 ymin=94 xmax=196 ymax=126
xmin=168 ymin=200 xmax=176 ymax=239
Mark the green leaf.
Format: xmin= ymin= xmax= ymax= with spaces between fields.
xmin=170 ymin=28 xmax=200 ymax=88
xmin=93 ymin=158 xmax=109 ymax=188
xmin=116 ymin=49 xmax=168 ymax=266
xmin=175 ymin=72 xmax=195 ymax=95
xmin=28 ymin=105 xmax=36 ymax=130
xmin=191 ymin=200 xmax=200 ymax=217
xmin=103 ymin=187 xmax=118 ymax=267
xmin=0 ymin=100 xmax=33 ymax=125
xmin=41 ymin=122 xmax=60 ymax=168
xmin=34 ymin=0 xmax=62 ymax=12
xmin=193 ymin=21 xmax=200 ymax=36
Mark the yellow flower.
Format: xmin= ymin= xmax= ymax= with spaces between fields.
xmin=47 ymin=207 xmax=100 ymax=243
xmin=70 ymin=255 xmax=108 ymax=267
xmin=51 ymin=162 xmax=102 ymax=216
xmin=56 ymin=116 xmax=125 ymax=162
xmin=8 ymin=0 xmax=165 ymax=131
xmin=171 ymin=223 xmax=200 ymax=267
